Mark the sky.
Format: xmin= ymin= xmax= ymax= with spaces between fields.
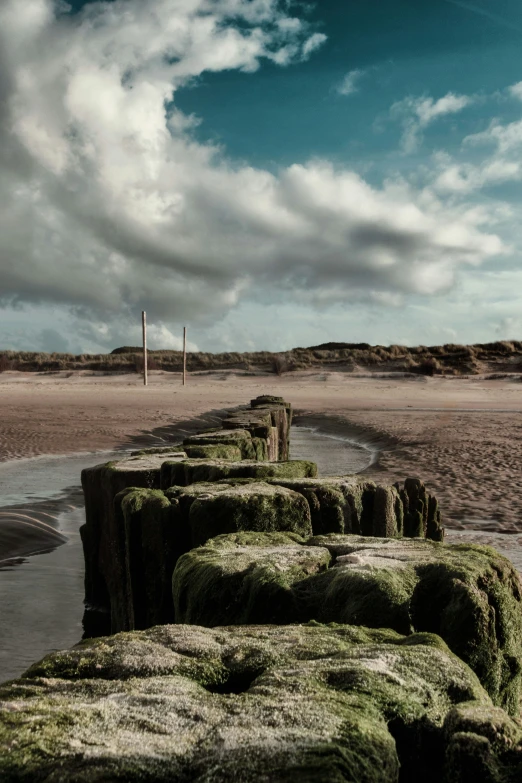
xmin=1 ymin=0 xmax=522 ymax=353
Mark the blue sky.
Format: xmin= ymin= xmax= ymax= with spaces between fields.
xmin=1 ymin=0 xmax=522 ymax=353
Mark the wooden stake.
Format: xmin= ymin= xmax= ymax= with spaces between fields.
xmin=182 ymin=326 xmax=187 ymax=386
xmin=142 ymin=310 xmax=148 ymax=386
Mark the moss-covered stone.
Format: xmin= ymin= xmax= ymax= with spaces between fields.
xmin=173 ymin=531 xmax=327 ymax=625
xmin=397 ymin=477 xmax=444 ymax=541
xmin=264 ymin=476 xmax=442 ymax=541
xmin=1 ymin=623 xmax=520 ymax=782
xmin=168 ymin=481 xmax=312 ymax=547
xmin=183 ymin=429 xmax=257 ymax=460
xmin=183 ymin=443 xmax=243 ymax=460
xmin=160 ymin=458 xmax=317 ymax=488
xmin=222 ymin=410 xmax=273 ymax=441
xmin=173 ymin=533 xmax=522 ymax=715
xmin=130 ymin=446 xmax=186 ymax=457
xmin=80 ymin=452 xmax=187 ymax=636
xmin=250 ymin=396 xmax=292 ymax=459
xmin=116 ymin=488 xmax=182 ymax=630
xmin=111 ymin=483 xmax=311 ymax=632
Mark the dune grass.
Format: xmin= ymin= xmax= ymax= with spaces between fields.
xmin=0 ymin=341 xmax=521 ymax=375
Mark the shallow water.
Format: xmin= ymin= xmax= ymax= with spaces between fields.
xmin=0 ymin=450 xmax=123 ymax=508
xmin=0 ymin=507 xmax=85 ymax=682
xmin=0 ymin=450 xmax=128 ymax=684
xmin=290 ymin=426 xmax=372 ymax=475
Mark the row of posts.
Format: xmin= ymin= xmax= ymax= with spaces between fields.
xmin=141 ymin=311 xmax=186 ymax=387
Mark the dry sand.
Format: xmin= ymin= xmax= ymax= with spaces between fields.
xmin=0 ymin=369 xmax=521 ymax=534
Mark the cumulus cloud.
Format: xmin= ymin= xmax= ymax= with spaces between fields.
xmin=391 ymin=92 xmax=474 ymax=153
xmin=430 ymin=85 xmax=522 ymax=195
xmin=0 ymin=0 xmax=508 ymax=349
xmin=508 ymin=81 xmax=522 ymax=101
xmin=335 ymin=68 xmax=366 ymax=96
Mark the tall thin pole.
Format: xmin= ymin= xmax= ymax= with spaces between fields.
xmin=142 ymin=311 xmax=148 ymax=386
xmin=182 ymin=326 xmax=187 ymax=386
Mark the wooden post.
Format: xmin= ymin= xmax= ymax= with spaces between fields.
xmin=142 ymin=311 xmax=148 ymax=386
xmin=182 ymin=326 xmax=187 ymax=386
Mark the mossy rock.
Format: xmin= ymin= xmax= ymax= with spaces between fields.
xmin=172 ymin=533 xmax=522 ymax=715
xmin=166 ymin=481 xmax=312 ymax=547
xmin=173 ymin=531 xmax=326 ymax=625
xmin=183 ymin=443 xmax=243 ymax=460
xmin=222 ymin=410 xmax=273 ymax=440
xmin=80 ymin=452 xmax=187 ymax=636
xmin=115 ymin=488 xmax=182 ymax=631
xmin=130 ymin=446 xmax=185 ymax=457
xmin=160 ymin=458 xmax=317 ymax=488
xmin=183 ymin=429 xmax=257 ymax=460
xmin=265 ymin=476 xmax=443 ymax=541
xmin=113 ymin=484 xmax=312 ymax=631
xmin=2 ymin=623 xmax=521 ymax=782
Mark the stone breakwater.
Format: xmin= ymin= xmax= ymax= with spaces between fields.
xmin=2 ymin=396 xmax=522 ymax=782
xmin=79 ymin=396 xmax=443 ymax=637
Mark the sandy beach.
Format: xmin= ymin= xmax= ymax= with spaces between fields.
xmin=0 ymin=369 xmax=521 ymax=534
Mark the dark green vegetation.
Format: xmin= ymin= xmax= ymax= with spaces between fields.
xmin=173 ymin=533 xmax=522 ymax=716
xmin=265 ymin=475 xmax=443 ymax=540
xmin=2 ymin=623 xmax=522 ymax=782
xmin=160 ymin=458 xmax=317 ymax=487
xmin=1 ymin=341 xmax=522 ymax=375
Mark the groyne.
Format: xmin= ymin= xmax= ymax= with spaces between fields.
xmin=80 ymin=396 xmax=443 ymax=636
xmin=2 ymin=395 xmax=522 ymax=781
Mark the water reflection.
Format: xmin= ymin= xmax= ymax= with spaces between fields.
xmin=0 ymin=507 xmax=85 ymax=683
xmin=290 ymin=426 xmax=371 ymax=475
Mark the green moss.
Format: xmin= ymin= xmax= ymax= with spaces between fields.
xmin=117 ymin=488 xmax=183 ymax=629
xmin=252 ymin=436 xmax=268 ymax=460
xmin=183 ymin=444 xmax=243 ymax=460
xmin=2 ymin=623 xmax=519 ymax=782
xmin=172 ymin=533 xmax=522 ymax=715
xmin=160 ymin=459 xmax=317 ymax=489
xmin=173 ymin=535 xmax=331 ymax=625
xmin=182 ymin=430 xmax=258 ymax=460
xmin=265 ymin=477 xmax=409 ymax=537
xmin=187 ymin=481 xmax=312 ymax=547
xmin=130 ymin=445 xmax=185 ymax=456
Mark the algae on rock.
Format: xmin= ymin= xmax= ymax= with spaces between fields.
xmin=111 ymin=483 xmax=312 ymax=632
xmin=265 ymin=476 xmax=443 ymax=541
xmin=160 ymin=458 xmax=317 ymax=489
xmin=1 ymin=623 xmax=521 ymax=783
xmin=173 ymin=532 xmax=522 ymax=715
xmin=80 ymin=451 xmax=187 ymax=636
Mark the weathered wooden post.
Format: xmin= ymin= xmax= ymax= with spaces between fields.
xmin=142 ymin=311 xmax=147 ymax=386
xmin=182 ymin=326 xmax=187 ymax=386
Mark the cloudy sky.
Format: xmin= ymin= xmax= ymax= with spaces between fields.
xmin=1 ymin=0 xmax=522 ymax=353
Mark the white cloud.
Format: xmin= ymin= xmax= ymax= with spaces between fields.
xmin=464 ymin=118 xmax=522 ymax=154
xmin=391 ymin=92 xmax=474 ymax=153
xmin=0 ymin=0 xmax=511 ymax=352
xmin=508 ymin=81 xmax=522 ymax=101
xmin=302 ymin=32 xmax=327 ymax=59
xmin=336 ymin=68 xmax=366 ymax=96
